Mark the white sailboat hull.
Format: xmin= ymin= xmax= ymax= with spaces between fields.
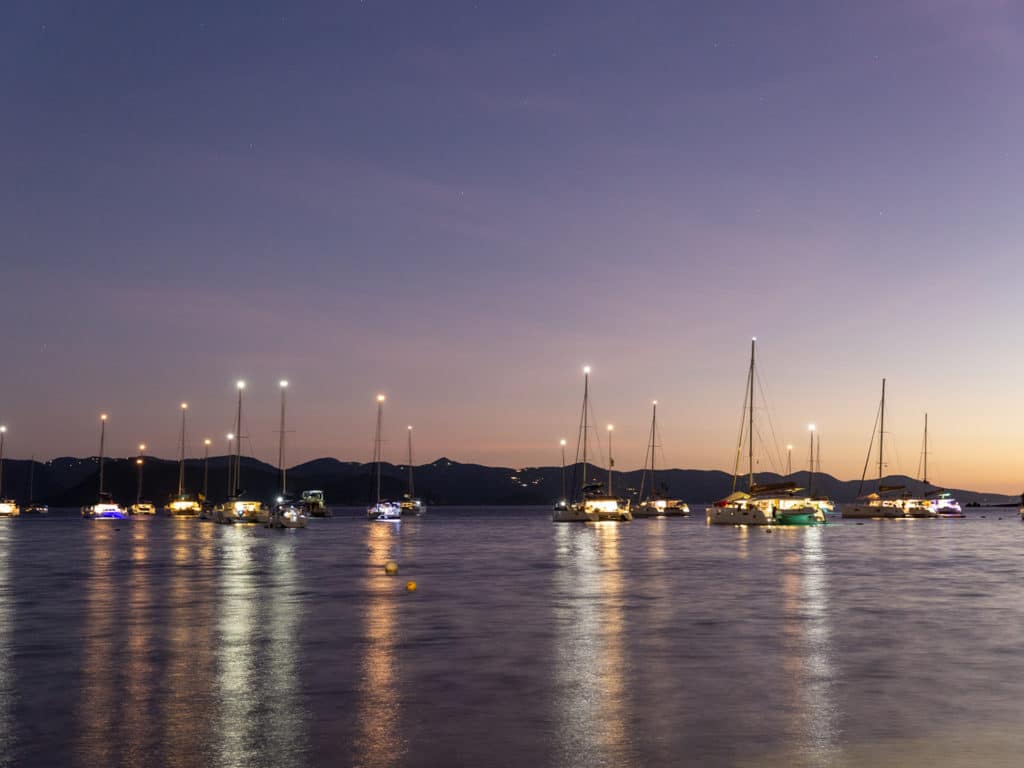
xmin=706 ymin=504 xmax=774 ymax=526
xmin=841 ymin=502 xmax=937 ymax=519
xmin=552 ymin=506 xmax=598 ymax=523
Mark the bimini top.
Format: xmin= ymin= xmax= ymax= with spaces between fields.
xmin=749 ymin=481 xmax=801 ymax=496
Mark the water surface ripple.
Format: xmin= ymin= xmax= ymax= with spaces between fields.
xmin=1 ymin=509 xmax=1021 ymax=767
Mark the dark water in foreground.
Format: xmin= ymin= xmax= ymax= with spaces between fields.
xmin=1 ymin=508 xmax=1023 ymax=767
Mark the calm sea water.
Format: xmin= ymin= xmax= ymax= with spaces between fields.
xmin=0 ymin=507 xmax=1022 ymax=767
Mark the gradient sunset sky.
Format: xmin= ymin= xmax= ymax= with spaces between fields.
xmin=3 ymin=1 xmax=1023 ymax=491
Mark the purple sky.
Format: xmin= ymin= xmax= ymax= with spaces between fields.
xmin=3 ymin=1 xmax=1024 ymax=491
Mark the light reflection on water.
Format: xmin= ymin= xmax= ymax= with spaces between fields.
xmin=77 ymin=524 xmax=117 ymax=767
xmin=5 ymin=510 xmax=1024 ymax=767
xmin=0 ymin=524 xmax=13 ymax=767
xmin=356 ymin=522 xmax=406 ymax=768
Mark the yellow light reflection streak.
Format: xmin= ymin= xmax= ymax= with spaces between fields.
xmin=78 ymin=525 xmax=117 ymax=766
xmin=0 ymin=524 xmax=12 ymax=760
xmin=121 ymin=521 xmax=151 ymax=755
xmin=355 ymin=522 xmax=406 ymax=767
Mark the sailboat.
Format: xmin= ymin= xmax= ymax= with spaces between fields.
xmin=81 ymin=414 xmax=128 ymax=519
xmin=919 ymin=414 xmax=963 ymax=518
xmin=553 ymin=366 xmax=631 ymax=522
xmin=400 ymin=426 xmax=426 ymax=516
xmin=0 ymin=426 xmax=20 ymax=517
xmin=367 ymin=395 xmax=401 ymax=521
xmin=842 ymin=380 xmax=936 ymax=519
xmin=164 ymin=403 xmax=201 ymax=516
xmin=805 ymin=428 xmax=835 ymax=516
xmin=706 ymin=339 xmax=824 ymax=526
xmin=213 ymin=381 xmax=264 ymax=524
xmin=23 ymin=457 xmax=48 ymax=514
xmin=634 ymin=401 xmax=690 ymax=518
xmin=268 ymin=380 xmax=308 ymax=529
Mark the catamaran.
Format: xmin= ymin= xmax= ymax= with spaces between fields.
xmin=706 ymin=339 xmax=824 ymax=527
xmin=82 ymin=414 xmax=128 ymax=519
xmin=213 ymin=382 xmax=264 ymax=524
xmin=400 ymin=426 xmax=426 ymax=516
xmin=367 ymin=395 xmax=401 ymax=521
xmin=842 ymin=380 xmax=936 ymax=519
xmin=0 ymin=426 xmax=20 ymax=517
xmin=554 ymin=366 xmax=631 ymax=522
xmin=267 ymin=381 xmax=308 ymax=529
xmin=634 ymin=400 xmax=690 ymax=518
xmin=165 ymin=403 xmax=201 ymax=517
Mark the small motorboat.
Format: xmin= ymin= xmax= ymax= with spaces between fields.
xmin=268 ymin=498 xmax=308 ymax=528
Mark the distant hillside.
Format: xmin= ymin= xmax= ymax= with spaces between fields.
xmin=0 ymin=455 xmax=1017 ymax=507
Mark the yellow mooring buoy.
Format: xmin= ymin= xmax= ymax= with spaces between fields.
xmin=405 ymin=580 xmax=417 ymax=593
xmin=384 ymin=561 xmax=398 ymax=575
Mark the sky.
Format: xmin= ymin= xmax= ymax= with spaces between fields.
xmin=2 ymin=1 xmax=1024 ymax=491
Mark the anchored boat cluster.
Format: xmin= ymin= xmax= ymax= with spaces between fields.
xmin=553 ymin=339 xmax=970 ymax=527
xmin=0 ymin=381 xmax=424 ymax=526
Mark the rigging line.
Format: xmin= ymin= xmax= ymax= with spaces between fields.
xmin=888 ymin=430 xmax=902 ymax=479
xmin=857 ymin=398 xmax=882 ymax=496
xmin=730 ymin=366 xmax=752 ymax=493
xmin=754 ymin=369 xmax=786 ymax=475
xmin=586 ymin=398 xmax=608 ymax=471
xmin=570 ymin=385 xmax=586 ymax=503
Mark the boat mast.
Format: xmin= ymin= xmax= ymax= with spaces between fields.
xmin=923 ymin=412 xmax=929 ymax=486
xmin=234 ymin=381 xmax=245 ymax=497
xmin=749 ymin=338 xmax=755 ymax=491
xmin=581 ymin=366 xmax=590 ymax=494
xmin=407 ymin=426 xmax=415 ymax=498
xmin=808 ymin=424 xmax=816 ymax=496
xmin=98 ymin=414 xmax=107 ymax=496
xmin=202 ymin=439 xmax=211 ymax=500
xmin=28 ymin=454 xmax=34 ymax=504
xmin=816 ymin=437 xmax=821 ymax=491
xmin=177 ymin=403 xmax=188 ymax=497
xmin=607 ymin=424 xmax=614 ymax=495
xmin=640 ymin=400 xmax=657 ymax=501
xmin=878 ymin=378 xmax=886 ymax=487
xmin=559 ymin=439 xmax=567 ymax=502
xmin=0 ymin=426 xmax=5 ymax=499
xmin=278 ymin=381 xmax=288 ymax=496
xmin=374 ymin=395 xmax=385 ymax=504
